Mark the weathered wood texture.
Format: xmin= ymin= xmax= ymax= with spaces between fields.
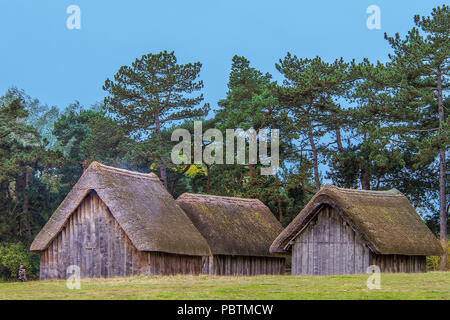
xmin=292 ymin=205 xmax=370 ymax=275
xmin=40 ymin=192 xmax=202 ymax=279
xmin=202 ymin=255 xmax=285 ymax=276
xmin=149 ymin=252 xmax=202 ymax=275
xmin=370 ymin=254 xmax=426 ymax=273
xmin=291 ymin=205 xmax=428 ymax=275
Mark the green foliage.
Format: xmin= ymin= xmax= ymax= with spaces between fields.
xmin=427 ymin=240 xmax=450 ymax=271
xmin=324 ymin=6 xmax=449 ymax=237
xmin=0 ymin=90 xmax=62 ymax=241
xmin=276 ymin=54 xmax=351 ymax=191
xmin=211 ymin=55 xmax=311 ymax=223
xmin=0 ymin=243 xmax=39 ymax=281
xmin=103 ymin=51 xmax=209 ymax=188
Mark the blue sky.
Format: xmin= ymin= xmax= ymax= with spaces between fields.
xmin=0 ymin=0 xmax=445 ymax=112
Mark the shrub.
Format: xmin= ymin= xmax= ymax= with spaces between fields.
xmin=0 ymin=242 xmax=40 ymax=281
xmin=426 ymin=240 xmax=450 ymax=271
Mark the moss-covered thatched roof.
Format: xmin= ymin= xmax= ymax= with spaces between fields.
xmin=30 ymin=162 xmax=211 ymax=256
xmin=176 ymin=193 xmax=284 ymax=257
xmin=270 ymin=185 xmax=443 ymax=256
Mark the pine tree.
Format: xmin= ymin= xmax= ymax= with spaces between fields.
xmin=384 ymin=5 xmax=449 ymax=269
xmin=0 ymin=98 xmax=40 ymax=238
xmin=276 ymin=54 xmax=350 ymax=191
xmin=103 ymin=51 xmax=209 ymax=188
xmin=214 ymin=56 xmax=293 ymax=220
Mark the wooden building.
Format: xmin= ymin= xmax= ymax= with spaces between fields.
xmin=270 ymin=185 xmax=443 ymax=275
xmin=177 ymin=193 xmax=286 ymax=276
xmin=30 ymin=162 xmax=211 ymax=279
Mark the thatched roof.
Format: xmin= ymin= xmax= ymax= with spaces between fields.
xmin=30 ymin=162 xmax=211 ymax=256
xmin=270 ymin=185 xmax=443 ymax=256
xmin=176 ymin=193 xmax=284 ymax=257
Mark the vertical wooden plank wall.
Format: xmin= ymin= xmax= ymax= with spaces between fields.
xmin=39 ymin=192 xmax=204 ymax=279
xmin=202 ymin=255 xmax=285 ymax=276
xmin=292 ymin=206 xmax=370 ymax=275
xmin=370 ymin=254 xmax=426 ymax=273
xmin=39 ymin=192 xmax=148 ymax=279
xmin=148 ymin=252 xmax=203 ymax=275
xmin=291 ymin=205 xmax=427 ymax=275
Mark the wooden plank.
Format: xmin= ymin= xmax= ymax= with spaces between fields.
xmin=75 ymin=205 xmax=82 ymax=278
xmin=69 ymin=210 xmax=74 ymax=267
xmin=40 ymin=192 xmax=210 ymax=279
xmin=53 ymin=236 xmax=58 ymax=279
xmin=82 ymin=196 xmax=88 ymax=278
xmin=337 ymin=210 xmax=343 ymax=275
xmin=48 ymin=242 xmax=53 ymax=279
xmin=91 ymin=193 xmax=99 ymax=278
xmin=61 ymin=227 xmax=67 ymax=279
xmin=348 ymin=227 xmax=355 ymax=274
xmin=329 ymin=209 xmax=336 ymax=275
xmin=39 ymin=253 xmax=44 ymax=280
xmin=98 ymin=197 xmax=107 ymax=277
xmin=57 ymin=232 xmax=63 ymax=278
xmin=126 ymin=238 xmax=132 ymax=276
xmin=307 ymin=227 xmax=313 ymax=275
xmin=296 ymin=240 xmax=302 ymax=275
xmin=325 ymin=209 xmax=331 ymax=275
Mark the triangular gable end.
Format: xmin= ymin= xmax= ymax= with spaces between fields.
xmin=271 ymin=185 xmax=443 ymax=256
xmin=282 ymin=200 xmax=376 ymax=254
xmin=44 ymin=190 xmax=137 ymax=253
xmin=31 ymin=162 xmax=211 ymax=256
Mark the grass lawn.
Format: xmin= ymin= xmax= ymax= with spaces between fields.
xmin=0 ymin=272 xmax=448 ymax=300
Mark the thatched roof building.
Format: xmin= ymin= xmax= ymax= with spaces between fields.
xmin=177 ymin=193 xmax=286 ymax=275
xmin=31 ymin=162 xmax=210 ymax=279
xmin=271 ymin=185 xmax=442 ymax=275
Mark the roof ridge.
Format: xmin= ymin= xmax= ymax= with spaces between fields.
xmin=90 ymin=161 xmax=160 ymax=180
xmin=323 ymin=184 xmax=403 ymax=197
xmin=179 ymin=193 xmax=262 ymax=203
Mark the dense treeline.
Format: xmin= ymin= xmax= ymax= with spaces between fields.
xmin=0 ymin=6 xmax=448 ymax=279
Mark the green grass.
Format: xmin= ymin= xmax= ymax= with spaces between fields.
xmin=0 ymin=272 xmax=448 ymax=300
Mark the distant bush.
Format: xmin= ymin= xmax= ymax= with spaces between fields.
xmin=0 ymin=242 xmax=40 ymax=281
xmin=426 ymin=240 xmax=450 ymax=271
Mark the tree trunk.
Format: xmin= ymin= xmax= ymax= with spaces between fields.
xmin=160 ymin=167 xmax=167 ymax=188
xmin=248 ymin=164 xmax=255 ymax=182
xmin=360 ymin=168 xmax=371 ymax=190
xmin=336 ymin=128 xmax=344 ymax=154
xmin=82 ymin=158 xmax=91 ymax=172
xmin=154 ymin=113 xmax=167 ymax=189
xmin=332 ymin=110 xmax=344 ymax=154
xmin=437 ymin=67 xmax=448 ymax=270
xmin=307 ymin=116 xmax=321 ymax=192
xmin=22 ymin=168 xmax=32 ymax=238
xmin=170 ymin=164 xmax=191 ymax=195
xmin=5 ymin=181 xmax=12 ymax=200
xmin=275 ymin=171 xmax=283 ymax=221
xmin=439 ymin=149 xmax=447 ymax=270
xmin=277 ymin=197 xmax=283 ymax=221
xmin=205 ymin=163 xmax=211 ymax=194
xmin=360 ymin=131 xmax=371 ymax=190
